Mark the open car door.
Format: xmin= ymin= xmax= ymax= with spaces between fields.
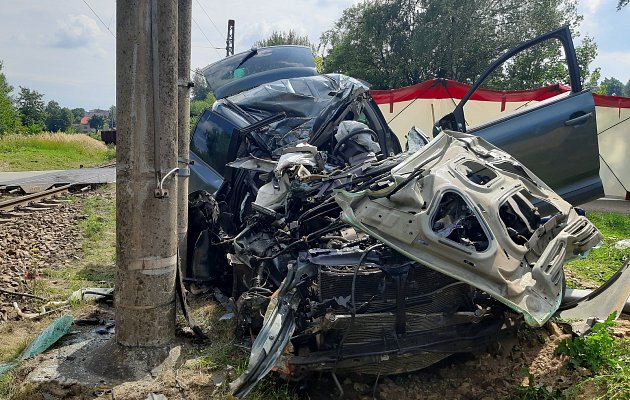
xmin=436 ymin=26 xmax=602 ymax=206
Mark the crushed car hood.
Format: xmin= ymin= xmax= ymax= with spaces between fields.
xmin=335 ymin=131 xmax=602 ymax=326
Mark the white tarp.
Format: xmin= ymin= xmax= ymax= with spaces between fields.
xmin=372 ymin=79 xmax=630 ymax=199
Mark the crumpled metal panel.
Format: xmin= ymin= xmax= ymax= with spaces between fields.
xmin=219 ymin=74 xmax=370 ymax=158
xmin=230 ymin=258 xmax=318 ymax=398
xmin=335 ymin=131 xmax=602 ymax=326
xmin=557 ymin=258 xmax=630 ymax=335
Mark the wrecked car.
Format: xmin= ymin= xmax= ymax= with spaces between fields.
xmin=186 ymin=28 xmax=630 ymax=398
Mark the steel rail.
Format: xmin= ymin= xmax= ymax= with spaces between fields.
xmin=0 ymin=184 xmax=72 ymax=213
xmin=97 ymin=160 xmax=117 ymax=168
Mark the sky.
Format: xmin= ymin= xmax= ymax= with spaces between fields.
xmin=0 ymin=0 xmax=628 ymax=110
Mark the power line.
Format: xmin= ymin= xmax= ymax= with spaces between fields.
xmin=81 ymin=0 xmax=116 ymax=39
xmin=192 ymin=16 xmax=223 ymax=57
xmin=192 ymin=45 xmax=224 ymax=49
xmin=194 ymin=0 xmax=224 ymax=39
xmin=107 ymin=1 xmax=116 ymax=32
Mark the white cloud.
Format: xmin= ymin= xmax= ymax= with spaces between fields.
xmin=53 ymin=14 xmax=101 ymax=49
xmin=584 ymin=0 xmax=603 ymax=15
xmin=596 ymin=51 xmax=630 ymax=82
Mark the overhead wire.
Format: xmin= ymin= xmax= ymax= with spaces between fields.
xmin=195 ymin=0 xmax=225 ymax=39
xmin=192 ymin=16 xmax=223 ymax=58
xmin=82 ymin=0 xmax=225 ymax=58
xmin=81 ymin=0 xmax=116 ymax=39
xmin=107 ymin=1 xmax=116 ymax=32
xmin=193 ymin=45 xmax=224 ymax=49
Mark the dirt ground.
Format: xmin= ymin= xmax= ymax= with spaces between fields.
xmin=1 ymin=188 xmax=629 ymax=400
xmin=7 ymin=302 xmax=630 ymax=400
xmin=0 ymin=196 xmax=84 ymax=366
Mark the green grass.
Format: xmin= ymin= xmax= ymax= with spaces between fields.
xmin=556 ymin=316 xmax=630 ymax=400
xmin=557 ymin=314 xmax=619 ymax=371
xmin=70 ymin=186 xmax=116 ymax=286
xmin=38 ymin=186 xmax=116 ymax=299
xmin=0 ymin=187 xmax=117 ymax=399
xmin=512 ymin=368 xmax=558 ymax=400
xmin=0 ymin=133 xmax=115 ymax=171
xmin=513 ymin=317 xmax=630 ymax=400
xmin=183 ymin=302 xmax=298 ymax=400
xmin=565 ymin=212 xmax=630 ymax=288
xmin=79 ymin=193 xmax=116 ymax=265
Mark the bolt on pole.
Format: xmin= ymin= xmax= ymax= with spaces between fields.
xmin=115 ymin=0 xmax=179 ymax=346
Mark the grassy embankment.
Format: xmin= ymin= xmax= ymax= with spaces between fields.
xmin=0 ymin=133 xmax=115 ymax=171
xmin=566 ymin=211 xmax=630 ymax=287
xmin=37 ymin=186 xmax=117 ymax=299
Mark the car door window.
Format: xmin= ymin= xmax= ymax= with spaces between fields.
xmin=191 ymin=109 xmax=237 ymax=177
xmin=462 ymin=38 xmax=573 ymax=130
xmin=361 ymin=101 xmax=402 ymax=156
xmin=436 ymin=26 xmax=583 ymax=134
xmin=435 ymin=26 xmax=602 ymax=205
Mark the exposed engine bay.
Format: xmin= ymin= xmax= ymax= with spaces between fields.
xmin=185 ymin=74 xmax=624 ymax=398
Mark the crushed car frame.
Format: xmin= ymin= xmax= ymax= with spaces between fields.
xmin=185 ymin=27 xmax=630 ymax=398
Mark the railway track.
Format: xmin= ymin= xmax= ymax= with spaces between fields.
xmin=0 ymin=184 xmax=74 ymax=223
xmin=97 ymin=160 xmax=116 ymax=168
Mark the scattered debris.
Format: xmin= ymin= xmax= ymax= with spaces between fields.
xmin=0 ymin=314 xmax=73 ymax=376
xmin=0 ymin=198 xmax=82 ymax=321
xmin=68 ymin=287 xmax=114 ymax=303
xmin=0 ymin=288 xmax=46 ymax=301
xmin=12 ymin=301 xmax=70 ymax=320
xmin=615 ymin=239 xmax=630 ymax=250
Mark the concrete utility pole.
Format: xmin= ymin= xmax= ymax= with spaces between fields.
xmin=177 ymin=0 xmax=192 ymax=270
xmin=116 ymin=0 xmax=179 ymax=346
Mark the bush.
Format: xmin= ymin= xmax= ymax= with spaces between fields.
xmin=556 ymin=313 xmax=619 ymax=372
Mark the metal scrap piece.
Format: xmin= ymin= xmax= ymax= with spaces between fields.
xmin=230 ymin=259 xmax=318 ymax=398
xmin=557 ymin=259 xmax=630 ymax=335
xmin=334 ymin=131 xmax=603 ymax=327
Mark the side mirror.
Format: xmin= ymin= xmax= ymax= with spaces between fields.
xmin=434 ymin=112 xmax=457 ymax=135
xmin=435 ymin=106 xmax=466 ymax=135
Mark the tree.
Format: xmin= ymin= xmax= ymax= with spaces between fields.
xmin=108 ymin=105 xmax=116 ymax=128
xmin=600 ymin=77 xmax=625 ymax=96
xmin=255 ymin=30 xmax=316 ymax=52
xmin=0 ymin=61 xmax=19 ymax=135
xmin=618 ymin=0 xmax=629 ymax=10
xmin=71 ymin=107 xmax=86 ymax=124
xmin=321 ymin=0 xmax=599 ymax=91
xmin=624 ymin=79 xmax=630 ymax=97
xmin=44 ymin=100 xmax=73 ymax=132
xmin=16 ymin=86 xmax=45 ymax=131
xmin=89 ymin=114 xmax=104 ymax=132
xmin=190 ymin=91 xmax=215 ymax=129
xmin=192 ymin=68 xmax=211 ymax=101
